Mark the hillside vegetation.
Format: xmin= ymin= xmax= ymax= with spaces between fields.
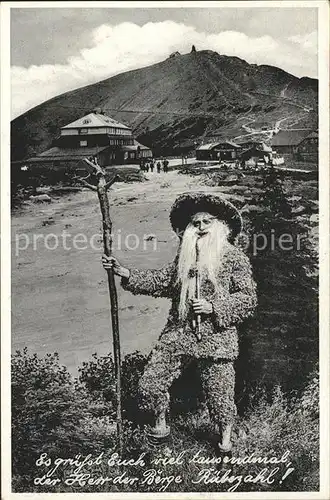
xmin=11 ymin=50 xmax=318 ymax=161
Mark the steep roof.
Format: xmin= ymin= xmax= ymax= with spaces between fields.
xmin=197 ymin=140 xmax=241 ymax=151
xmin=271 ymin=129 xmax=314 ymax=147
xmin=197 ymin=143 xmax=217 ymax=150
xmin=226 ymin=140 xmax=241 ymax=148
xmin=61 ymin=113 xmax=130 ymax=130
xmin=28 ymin=146 xmax=109 ymax=162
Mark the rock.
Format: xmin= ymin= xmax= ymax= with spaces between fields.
xmin=220 ymin=174 xmax=239 ymax=185
xmin=42 ymin=218 xmax=55 ymax=226
xmin=308 ymin=200 xmax=319 ymax=213
xmin=29 ymin=194 xmax=52 ymax=203
xmin=292 ymin=205 xmax=306 ymax=215
xmin=288 ymin=195 xmax=302 ymax=203
xmin=36 ymin=186 xmax=52 ymax=194
xmin=240 ymin=204 xmax=264 ymax=214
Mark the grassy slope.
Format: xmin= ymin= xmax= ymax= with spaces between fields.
xmin=11 ymin=51 xmax=318 ymax=161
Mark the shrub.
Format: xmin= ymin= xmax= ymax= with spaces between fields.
xmin=236 ymin=371 xmax=319 ymax=492
xmin=77 ymin=350 xmax=149 ymax=424
xmin=12 ymin=348 xmax=319 ymax=493
xmin=77 ymin=352 xmax=116 ymax=417
xmin=11 ymin=349 xmax=117 ymax=492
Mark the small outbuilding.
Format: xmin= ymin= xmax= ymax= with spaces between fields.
xmin=239 ymin=142 xmax=273 ymax=167
xmin=196 ymin=140 xmax=241 ymax=161
xmin=121 ymin=140 xmax=153 ymax=163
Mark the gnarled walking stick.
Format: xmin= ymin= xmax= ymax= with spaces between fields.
xmin=76 ymin=158 xmax=123 ymax=453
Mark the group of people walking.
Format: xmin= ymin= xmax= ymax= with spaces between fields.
xmin=140 ymin=158 xmax=169 ymax=173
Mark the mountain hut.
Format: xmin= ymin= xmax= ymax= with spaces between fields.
xmin=196 ymin=140 xmax=241 ymax=162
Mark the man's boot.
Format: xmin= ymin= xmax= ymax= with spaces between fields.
xmin=217 ymin=422 xmax=233 ymax=455
xmin=145 ymin=411 xmax=171 ymax=445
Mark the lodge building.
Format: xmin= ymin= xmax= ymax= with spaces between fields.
xmin=24 ymin=111 xmax=152 ymax=169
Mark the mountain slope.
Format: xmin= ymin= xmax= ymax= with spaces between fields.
xmin=11 ymin=50 xmax=318 ymax=161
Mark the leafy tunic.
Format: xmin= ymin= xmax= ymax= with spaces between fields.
xmin=122 ymin=244 xmax=257 ymax=360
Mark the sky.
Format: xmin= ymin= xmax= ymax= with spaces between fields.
xmin=10 ymin=6 xmax=318 ymax=119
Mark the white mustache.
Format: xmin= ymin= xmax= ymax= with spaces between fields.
xmin=177 ymin=220 xmax=230 ymax=321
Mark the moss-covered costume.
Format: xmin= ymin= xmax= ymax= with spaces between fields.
xmin=122 ymin=244 xmax=257 ymax=428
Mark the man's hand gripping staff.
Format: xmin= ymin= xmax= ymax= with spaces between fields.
xmin=191 ymin=237 xmax=214 ymax=341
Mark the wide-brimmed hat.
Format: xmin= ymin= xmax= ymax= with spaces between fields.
xmin=170 ymin=192 xmax=243 ymax=241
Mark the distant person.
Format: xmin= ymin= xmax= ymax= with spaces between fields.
xmin=163 ymin=158 xmax=169 ymax=173
xmin=157 ymin=161 xmax=161 ymax=173
xmin=150 ymin=160 xmax=154 ymax=173
xmin=145 ymin=161 xmax=150 ymax=173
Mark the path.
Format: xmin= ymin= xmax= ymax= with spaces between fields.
xmin=11 ymin=171 xmax=236 ymax=374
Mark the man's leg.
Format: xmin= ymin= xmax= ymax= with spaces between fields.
xmin=200 ymin=359 xmax=237 ymax=452
xmin=139 ymin=342 xmax=186 ymax=436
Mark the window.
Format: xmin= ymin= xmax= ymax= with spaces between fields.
xmin=83 ymin=119 xmax=90 ymax=124
xmin=80 ymin=140 xmax=87 ymax=147
xmin=80 ymin=128 xmax=88 ymax=134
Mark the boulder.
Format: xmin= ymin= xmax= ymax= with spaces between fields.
xmin=240 ymin=204 xmax=265 ymax=214
xmin=292 ymin=205 xmax=306 ymax=215
xmin=29 ymin=194 xmax=52 ymax=203
xmin=36 ymin=186 xmax=52 ymax=194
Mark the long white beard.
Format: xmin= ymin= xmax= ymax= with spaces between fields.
xmin=177 ymin=219 xmax=230 ymax=321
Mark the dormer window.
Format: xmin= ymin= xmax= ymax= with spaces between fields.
xmin=83 ymin=119 xmax=91 ymax=124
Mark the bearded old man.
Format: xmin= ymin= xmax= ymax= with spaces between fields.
xmin=102 ymin=193 xmax=257 ymax=453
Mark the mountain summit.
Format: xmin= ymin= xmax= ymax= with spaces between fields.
xmin=11 ymin=50 xmax=318 ymax=161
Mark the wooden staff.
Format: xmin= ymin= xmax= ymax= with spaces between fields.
xmin=76 ymin=158 xmax=123 ymax=453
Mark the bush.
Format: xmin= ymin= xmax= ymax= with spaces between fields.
xmin=11 ymin=349 xmax=117 ymax=492
xmin=236 ymin=371 xmax=319 ymax=491
xmin=12 ymin=348 xmax=319 ymax=493
xmin=77 ymin=352 xmax=116 ymax=417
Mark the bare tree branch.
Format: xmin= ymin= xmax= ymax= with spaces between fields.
xmin=72 ymin=173 xmax=97 ymax=191
xmin=83 ymin=157 xmax=104 ymax=176
xmin=79 ymin=179 xmax=98 ymax=191
xmin=80 ymin=172 xmax=92 ymax=181
xmin=105 ymin=174 xmax=121 ymax=190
